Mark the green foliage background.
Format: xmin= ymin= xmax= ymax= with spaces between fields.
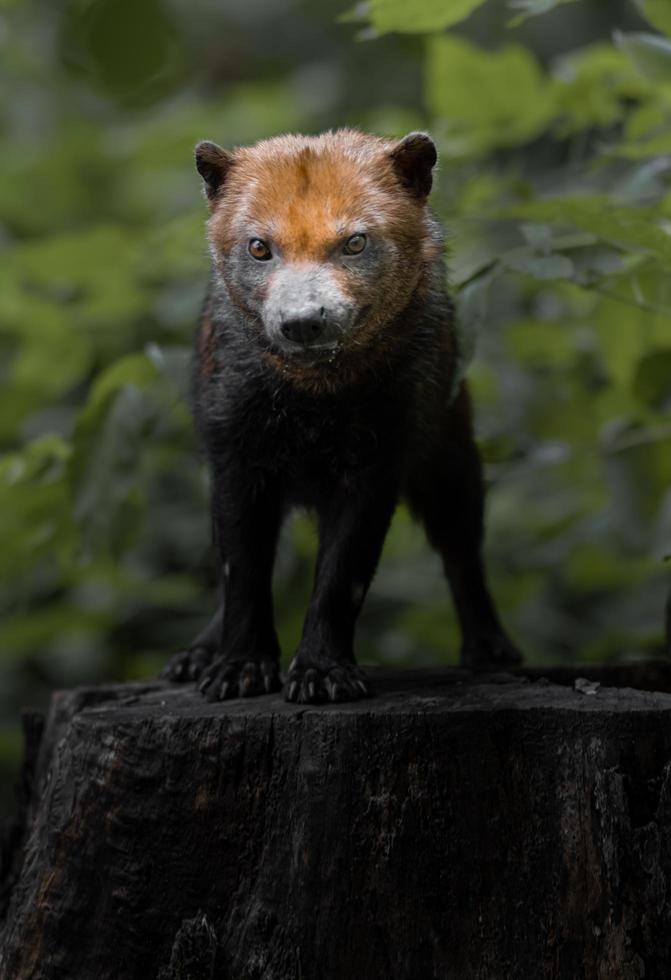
xmin=1 ymin=0 xmax=671 ymax=802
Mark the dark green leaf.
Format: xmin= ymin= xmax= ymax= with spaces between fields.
xmin=632 ymin=348 xmax=671 ymax=408
xmin=634 ymin=0 xmax=671 ymax=38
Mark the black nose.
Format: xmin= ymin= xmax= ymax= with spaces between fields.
xmin=280 ymin=316 xmax=325 ymax=347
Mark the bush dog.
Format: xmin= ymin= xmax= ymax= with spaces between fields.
xmin=163 ymin=129 xmax=521 ymax=704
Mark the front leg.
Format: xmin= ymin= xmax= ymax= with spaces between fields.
xmin=285 ymin=473 xmax=399 ymax=704
xmin=197 ymin=456 xmax=283 ymax=701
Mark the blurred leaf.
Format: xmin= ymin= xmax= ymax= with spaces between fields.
xmin=450 ymin=217 xmax=520 ymax=286
xmin=505 ymin=319 xmax=575 ymax=368
xmin=565 ymin=543 xmax=655 ymax=591
xmin=508 ymin=0 xmax=579 ymax=25
xmin=60 ymin=0 xmax=184 ymax=105
xmin=455 ymin=272 xmax=493 ymax=368
xmin=0 ymin=434 xmax=71 ymax=486
xmin=70 ymin=359 xmax=162 ymax=558
xmin=551 ymin=43 xmax=654 ymax=134
xmin=615 ymin=132 xmax=671 ymax=158
xmin=0 ymin=436 xmax=76 ymax=583
xmin=367 ymin=0 xmax=487 ymax=34
xmin=634 ymin=0 xmax=671 ymax=37
xmin=81 ymin=353 xmax=158 ymax=422
xmin=520 ymin=223 xmax=555 ymax=248
xmin=503 ymin=250 xmax=575 ymax=280
xmin=602 ymin=420 xmax=671 ymax=549
xmin=426 ymin=36 xmax=555 ymax=154
xmin=614 ymin=30 xmax=671 ymax=83
xmin=504 ymin=197 xmax=671 ymax=265
xmin=5 ymin=225 xmax=147 ymax=332
xmin=632 ymin=348 xmax=671 ymax=408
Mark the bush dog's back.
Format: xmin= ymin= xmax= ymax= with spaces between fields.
xmin=163 ymin=129 xmax=521 ymax=703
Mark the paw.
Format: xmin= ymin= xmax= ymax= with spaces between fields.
xmin=284 ymin=662 xmax=371 ymax=704
xmin=197 ymin=657 xmax=281 ymax=701
xmin=161 ymin=645 xmax=214 ymax=683
xmin=460 ymin=630 xmax=523 ymax=669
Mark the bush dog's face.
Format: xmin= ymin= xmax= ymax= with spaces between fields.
xmin=196 ymin=130 xmax=438 ymax=371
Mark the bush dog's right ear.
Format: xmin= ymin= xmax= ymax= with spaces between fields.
xmin=195 ymin=141 xmax=234 ymax=200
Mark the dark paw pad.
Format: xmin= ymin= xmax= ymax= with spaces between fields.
xmin=161 ymin=645 xmax=214 ymax=683
xmin=197 ymin=658 xmax=281 ymax=701
xmin=461 ymin=631 xmax=523 ymax=669
xmin=284 ymin=662 xmax=371 ymax=704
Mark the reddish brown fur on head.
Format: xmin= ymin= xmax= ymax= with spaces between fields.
xmin=196 ymin=129 xmax=442 ymax=391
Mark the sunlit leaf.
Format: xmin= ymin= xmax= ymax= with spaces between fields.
xmin=426 ymin=36 xmax=555 ymax=154
xmin=368 ymin=0 xmax=487 ymax=35
xmin=614 ymin=30 xmax=671 ymax=83
xmin=634 ymin=0 xmax=671 ymax=38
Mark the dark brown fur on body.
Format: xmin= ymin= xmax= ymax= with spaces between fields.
xmin=163 ymin=129 xmax=521 ymax=703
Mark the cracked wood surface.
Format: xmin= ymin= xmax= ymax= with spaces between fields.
xmin=2 ymin=664 xmax=671 ymax=980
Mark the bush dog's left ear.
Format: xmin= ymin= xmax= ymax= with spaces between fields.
xmin=389 ymin=132 xmax=437 ymax=199
xmin=195 ymin=140 xmax=234 ymax=200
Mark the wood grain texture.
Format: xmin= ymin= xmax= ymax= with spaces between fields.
xmin=2 ymin=664 xmax=671 ymax=980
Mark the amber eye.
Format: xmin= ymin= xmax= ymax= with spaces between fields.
xmin=343 ymin=233 xmax=367 ymax=255
xmin=249 ymin=238 xmax=272 ymax=261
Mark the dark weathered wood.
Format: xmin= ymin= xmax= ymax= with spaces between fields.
xmin=3 ymin=664 xmax=671 ymax=979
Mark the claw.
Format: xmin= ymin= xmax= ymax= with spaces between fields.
xmin=161 ymin=653 xmax=185 ymax=681
xmin=191 ymin=656 xmax=279 ymax=701
xmin=284 ymin=662 xmax=371 ymax=705
xmin=162 ymin=644 xmax=216 ymax=685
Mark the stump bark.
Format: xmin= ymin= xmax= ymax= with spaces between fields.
xmin=3 ymin=664 xmax=671 ymax=980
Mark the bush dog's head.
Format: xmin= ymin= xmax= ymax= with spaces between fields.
xmin=195 ymin=129 xmax=440 ymax=387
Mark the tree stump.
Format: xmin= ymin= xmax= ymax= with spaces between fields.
xmin=2 ymin=664 xmax=671 ymax=980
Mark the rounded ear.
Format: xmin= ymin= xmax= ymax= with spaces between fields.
xmin=195 ymin=141 xmax=234 ymax=200
xmin=389 ymin=132 xmax=437 ymax=199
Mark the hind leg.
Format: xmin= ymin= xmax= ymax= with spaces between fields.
xmin=405 ymin=384 xmax=521 ymax=668
xmin=162 ymin=604 xmax=223 ymax=682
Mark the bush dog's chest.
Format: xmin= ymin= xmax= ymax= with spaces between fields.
xmin=198 ymin=336 xmax=411 ymax=497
